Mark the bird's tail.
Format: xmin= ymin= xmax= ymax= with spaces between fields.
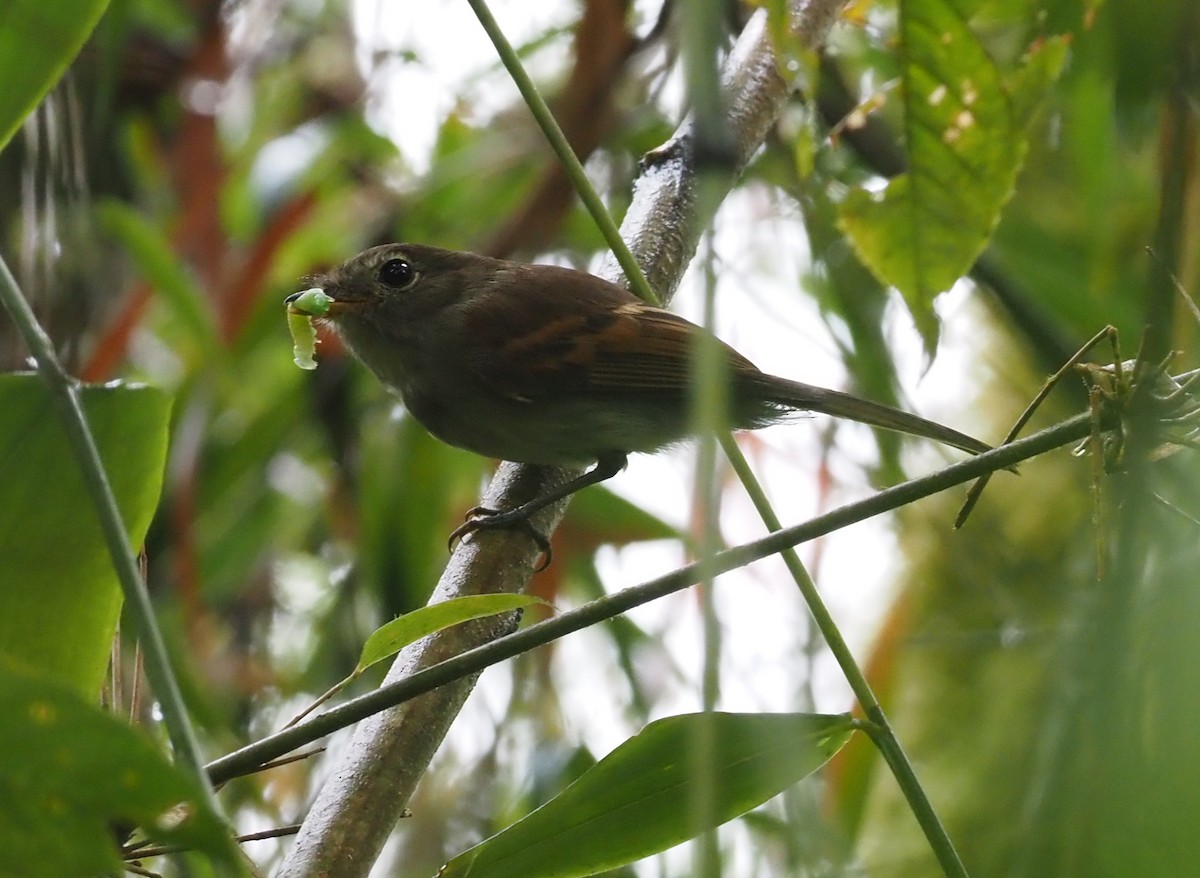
xmin=764 ymin=377 xmax=991 ymax=455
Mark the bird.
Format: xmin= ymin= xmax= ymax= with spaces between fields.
xmin=288 ymin=243 xmax=990 ymax=553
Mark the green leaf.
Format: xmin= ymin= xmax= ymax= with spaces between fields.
xmin=0 ymin=0 xmax=110 ymax=152
xmin=0 ymin=661 xmax=238 ymax=877
xmin=0 ymin=375 xmax=171 ymax=695
xmin=1008 ymin=35 xmax=1072 ymax=127
xmin=439 ymin=712 xmax=855 ymax=878
xmin=565 ymin=484 xmax=679 ymax=545
xmin=282 ymin=592 xmax=549 ymax=743
xmin=838 ymin=0 xmax=1067 ymax=350
xmin=358 ymin=594 xmax=547 ymax=673
xmin=97 ymin=199 xmax=219 ymax=354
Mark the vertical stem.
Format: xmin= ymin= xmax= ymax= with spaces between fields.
xmin=691 ymin=230 xmax=725 ymax=878
xmin=470 ymin=3 xmax=966 ymax=874
xmin=1143 ymin=43 xmax=1196 ymax=363
xmin=0 ymin=255 xmax=218 ymax=809
xmin=682 ymin=0 xmax=735 ymax=164
xmin=720 ymin=436 xmax=969 ymax=878
xmin=465 ymin=0 xmax=658 ymax=304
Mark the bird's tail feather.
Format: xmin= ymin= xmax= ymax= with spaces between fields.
xmin=766 ymin=378 xmax=991 ymax=456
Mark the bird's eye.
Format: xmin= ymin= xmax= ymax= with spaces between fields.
xmin=378 ymin=258 xmax=415 ymax=288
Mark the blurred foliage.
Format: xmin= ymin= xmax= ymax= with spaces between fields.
xmin=0 ymin=660 xmax=239 ymax=876
xmin=822 ymin=2 xmax=1200 ymax=877
xmin=0 ymin=1 xmax=111 ymax=154
xmin=3 ymin=0 xmax=1200 ymax=874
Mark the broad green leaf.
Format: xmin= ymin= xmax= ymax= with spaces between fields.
xmin=439 ymin=712 xmax=855 ymax=878
xmin=0 ymin=661 xmax=238 ymax=876
xmin=839 ymin=0 xmax=1067 ymax=350
xmin=0 ymin=375 xmax=171 ymax=695
xmin=0 ymin=0 xmax=109 ymax=152
xmin=358 ymin=594 xmax=548 ymax=672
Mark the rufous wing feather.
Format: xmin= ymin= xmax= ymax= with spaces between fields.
xmin=464 ymin=271 xmax=759 ymax=401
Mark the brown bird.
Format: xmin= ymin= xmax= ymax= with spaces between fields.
xmin=290 ymin=244 xmax=989 ymax=544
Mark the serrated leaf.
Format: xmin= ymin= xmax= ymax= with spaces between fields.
xmin=358 ymin=594 xmax=548 ymax=672
xmin=839 ymin=0 xmax=1067 ymax=351
xmin=0 ymin=375 xmax=171 ymax=695
xmin=439 ymin=712 xmax=855 ymax=878
xmin=0 ymin=0 xmax=109 ymax=152
xmin=0 ymin=661 xmax=239 ymax=876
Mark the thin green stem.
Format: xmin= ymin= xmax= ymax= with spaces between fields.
xmin=468 ymin=8 xmax=970 ymax=873
xmin=206 ymin=411 xmax=1092 ymax=788
xmin=719 ymin=435 xmax=968 ymax=878
xmin=859 ymin=705 xmax=967 ymax=868
xmin=0 ymin=255 xmax=217 ymax=808
xmin=681 ymin=0 xmax=734 ymax=165
xmin=691 ymin=232 xmax=724 ymax=878
xmin=465 ymin=0 xmax=659 ymax=304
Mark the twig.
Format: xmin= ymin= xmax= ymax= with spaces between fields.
xmin=208 ymin=409 xmax=1092 ymax=790
xmin=125 ymin=823 xmax=303 ymax=860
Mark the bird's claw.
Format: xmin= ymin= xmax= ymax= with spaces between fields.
xmin=448 ymin=506 xmax=552 ymax=572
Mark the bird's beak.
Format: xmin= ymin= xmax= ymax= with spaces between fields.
xmin=286 ymin=287 xmax=347 ymax=318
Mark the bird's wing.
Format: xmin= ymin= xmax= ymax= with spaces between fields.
xmin=462 ymin=267 xmax=757 ymax=401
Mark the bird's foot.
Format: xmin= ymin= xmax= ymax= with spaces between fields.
xmin=449 ymin=506 xmax=552 ymax=572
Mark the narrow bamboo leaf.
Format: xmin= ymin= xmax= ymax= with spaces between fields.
xmin=0 ymin=375 xmax=171 ymax=695
xmin=439 ymin=712 xmax=855 ymax=878
xmin=283 ymin=594 xmax=547 ymax=731
xmin=97 ymin=199 xmax=219 ymax=351
xmin=838 ymin=0 xmax=1067 ymax=350
xmin=358 ymin=594 xmax=547 ymax=672
xmin=0 ymin=661 xmax=239 ymax=876
xmin=0 ymin=0 xmax=110 ymax=151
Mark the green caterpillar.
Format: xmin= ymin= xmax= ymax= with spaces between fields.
xmin=287 ymin=288 xmax=333 ymax=370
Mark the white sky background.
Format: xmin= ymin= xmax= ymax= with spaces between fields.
xmin=342 ymin=0 xmax=983 ymax=810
